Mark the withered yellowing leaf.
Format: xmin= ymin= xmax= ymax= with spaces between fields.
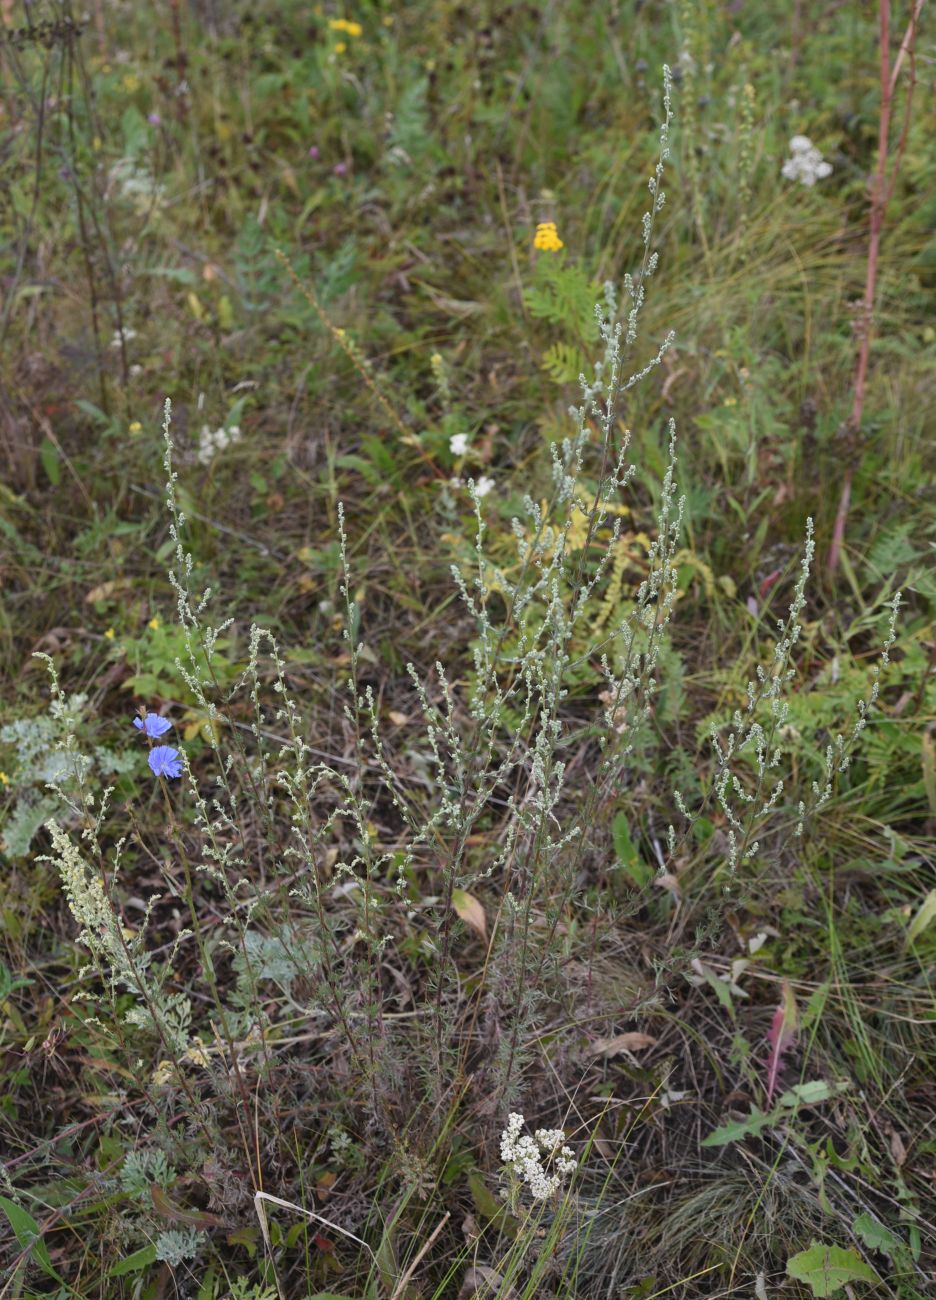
xmin=588 ymin=1032 xmax=657 ymax=1057
xmin=452 ymin=889 xmax=487 ymax=941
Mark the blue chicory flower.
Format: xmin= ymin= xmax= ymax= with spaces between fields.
xmin=133 ymin=712 xmax=172 ymax=738
xmin=148 ymin=745 xmax=183 ymax=779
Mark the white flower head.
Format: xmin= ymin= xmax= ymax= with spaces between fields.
xmin=499 ymin=1112 xmax=577 ymax=1203
xmin=197 ymin=423 xmax=243 ymax=466
xmin=474 ymin=475 xmax=494 ymax=498
xmin=781 ymin=134 xmax=833 ymax=187
xmin=449 ymin=433 xmax=470 ymax=456
xmin=110 ymin=327 xmax=137 ymax=350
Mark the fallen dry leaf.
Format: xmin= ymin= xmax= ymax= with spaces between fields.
xmin=459 ymin=1266 xmax=517 ymax=1300
xmin=588 ymin=1031 xmax=657 ymax=1057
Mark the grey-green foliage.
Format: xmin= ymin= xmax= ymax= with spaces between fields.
xmin=234 ymin=928 xmax=308 ymax=993
xmin=70 ymin=69 xmax=685 ymax=1116
xmin=154 ymin=1227 xmax=205 ymax=1267
xmin=120 ymin=1149 xmax=176 ymax=1200
xmin=2 ymin=794 xmax=61 ymax=859
xmin=0 ymin=691 xmax=136 ymax=857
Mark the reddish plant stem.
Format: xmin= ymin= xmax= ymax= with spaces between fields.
xmin=827 ymin=0 xmax=923 ymax=575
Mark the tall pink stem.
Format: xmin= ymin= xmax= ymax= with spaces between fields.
xmin=827 ymin=0 xmax=923 ymax=575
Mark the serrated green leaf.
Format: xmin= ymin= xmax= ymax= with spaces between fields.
xmin=109 ymin=1243 xmax=157 ymax=1276
xmin=701 ymin=1107 xmax=773 ymax=1147
xmin=786 ymin=1241 xmax=879 ymax=1295
xmin=852 ymin=1214 xmax=902 ymax=1257
xmin=778 ymin=1080 xmax=849 ymax=1109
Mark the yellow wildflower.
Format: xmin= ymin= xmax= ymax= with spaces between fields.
xmin=533 ymin=221 xmax=564 ymax=252
xmin=148 ymin=616 xmax=160 ymax=631
xmin=104 ymin=627 xmax=116 ymax=640
xmin=334 ymin=41 xmax=347 ymax=53
xmin=128 ymin=420 xmax=142 ymax=434
xmin=0 ymin=771 xmax=9 ymax=786
xmin=122 ymin=73 xmax=140 ymax=93
xmin=329 ymin=18 xmax=362 ymax=37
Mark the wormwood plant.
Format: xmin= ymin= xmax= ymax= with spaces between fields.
xmin=30 ymin=62 xmax=902 ymax=1297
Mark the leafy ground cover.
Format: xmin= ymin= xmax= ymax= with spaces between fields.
xmin=0 ymin=1 xmax=934 ymax=1297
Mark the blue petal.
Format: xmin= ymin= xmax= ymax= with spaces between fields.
xmin=148 ymin=745 xmax=182 ymax=778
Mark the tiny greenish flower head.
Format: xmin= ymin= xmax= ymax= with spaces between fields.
xmin=148 ymin=745 xmax=182 ymax=779
xmin=133 ymin=712 xmax=172 ymax=738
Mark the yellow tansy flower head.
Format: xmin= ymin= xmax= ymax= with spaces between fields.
xmin=0 ymin=771 xmax=10 ymax=786
xmin=533 ymin=221 xmax=564 ymax=252
xmin=334 ymin=41 xmax=347 ymax=52
xmin=129 ymin=421 xmax=142 ymax=434
xmin=148 ymin=616 xmax=160 ymax=631
xmin=329 ymin=18 xmax=362 ymax=37
xmin=104 ymin=627 xmax=116 ymax=640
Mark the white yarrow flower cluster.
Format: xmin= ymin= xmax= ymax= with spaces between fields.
xmin=197 ymin=423 xmax=242 ymax=466
xmin=781 ymin=135 xmax=832 ymax=186
xmin=449 ymin=433 xmax=470 ymax=456
xmin=499 ymin=1113 xmax=577 ymax=1202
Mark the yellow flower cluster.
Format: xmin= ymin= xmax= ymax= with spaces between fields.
xmin=329 ymin=17 xmax=363 ymax=37
xmin=533 ymin=221 xmax=564 ymax=252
